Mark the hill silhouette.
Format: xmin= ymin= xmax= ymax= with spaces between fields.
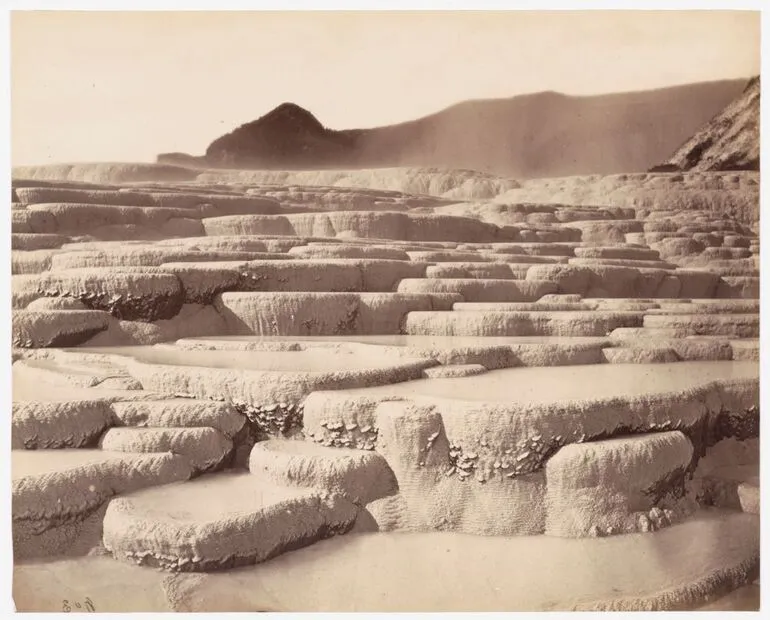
xmin=161 ymin=79 xmax=749 ymax=178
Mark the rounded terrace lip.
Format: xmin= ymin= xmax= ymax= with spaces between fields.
xmin=9 ymin=163 xmax=760 ymax=613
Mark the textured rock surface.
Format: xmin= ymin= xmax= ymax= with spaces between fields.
xmin=249 ymin=439 xmax=397 ymax=505
xmin=8 ymin=162 xmax=760 ymax=612
xmin=663 ymin=76 xmax=759 ymax=173
xmin=13 ymin=310 xmax=112 ymax=348
xmin=12 ymin=399 xmax=115 ymax=449
xmin=544 ymin=432 xmax=694 ymax=537
xmin=99 ymin=427 xmax=233 ymax=473
xmin=119 ymin=347 xmax=436 ymax=413
xmin=110 ymin=399 xmax=245 ymax=438
xmin=102 ymin=473 xmax=362 ymax=571
xmin=158 ymin=510 xmax=757 ymax=612
xmin=12 ymin=450 xmax=193 ymax=559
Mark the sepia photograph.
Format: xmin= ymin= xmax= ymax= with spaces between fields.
xmin=3 ymin=3 xmax=764 ymax=614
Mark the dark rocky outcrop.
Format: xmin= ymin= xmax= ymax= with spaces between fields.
xmin=652 ymin=76 xmax=759 ymax=173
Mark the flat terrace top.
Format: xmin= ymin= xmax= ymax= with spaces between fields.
xmin=325 ymin=361 xmax=759 ymax=404
xmin=111 ymin=473 xmax=314 ymax=521
xmin=11 ymin=372 xmax=164 ymax=403
xmin=174 ymin=335 xmax=614 ymax=348
xmin=74 ymin=345 xmax=428 ymax=372
xmin=12 ymin=449 xmax=145 ymax=481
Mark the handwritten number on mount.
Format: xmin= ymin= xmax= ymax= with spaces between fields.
xmin=62 ymin=598 xmax=95 ymax=612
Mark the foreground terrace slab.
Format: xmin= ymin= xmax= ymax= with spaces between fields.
xmin=80 ymin=509 xmax=762 ymax=612
xmin=12 ymin=449 xmax=193 ymax=559
xmin=13 ymin=509 xmax=758 ymax=611
xmin=102 ymin=473 xmax=363 ymax=571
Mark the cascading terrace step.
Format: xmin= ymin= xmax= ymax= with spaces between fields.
xmin=12 ymin=449 xmax=193 ymax=559
xmin=101 ymin=472 xmax=369 ymax=572
xmin=396 ymin=278 xmax=558 ymax=302
xmin=642 ymin=314 xmax=759 ymax=338
xmin=98 ymin=427 xmax=233 ymax=473
xmin=403 ymin=310 xmax=645 ymax=337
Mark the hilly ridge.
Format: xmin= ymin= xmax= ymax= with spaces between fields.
xmin=160 ymin=79 xmax=749 ymax=178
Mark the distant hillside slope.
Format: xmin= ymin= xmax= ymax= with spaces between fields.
xmin=658 ymin=76 xmax=759 ymax=172
xmin=195 ymin=79 xmax=747 ymax=178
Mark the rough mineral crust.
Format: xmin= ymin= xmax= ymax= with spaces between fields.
xmin=120 ymin=348 xmax=437 ymax=414
xmin=13 ymin=269 xmax=185 ymax=321
xmin=422 ymin=364 xmax=488 ymax=378
xmin=99 ymin=427 xmax=233 ymax=473
xmin=301 ymin=367 xmax=758 ymax=536
xmin=82 ymin=303 xmax=229 ymax=347
xmin=215 ymin=291 xmax=458 ymax=336
xmin=12 ymin=449 xmax=193 ymax=559
xmin=12 ymin=399 xmax=115 ymax=449
xmin=12 ymin=309 xmax=111 ymax=348
xmin=25 ymin=296 xmax=89 ymax=311
xmin=403 ymin=310 xmax=644 ymax=337
xmin=397 ymin=277 xmax=558 ymax=302
xmin=110 ymin=399 xmax=246 ymax=439
xmin=544 ymin=431 xmax=695 ymax=537
xmin=102 ymin=473 xmax=362 ymax=571
xmin=248 ymin=439 xmax=398 ymax=505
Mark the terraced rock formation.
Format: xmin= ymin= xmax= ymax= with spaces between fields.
xmin=10 ymin=167 xmax=759 ymax=612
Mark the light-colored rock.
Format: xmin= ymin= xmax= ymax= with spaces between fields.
xmin=25 ymin=296 xmax=88 ymax=311
xmin=216 ymin=291 xmax=457 ymax=336
xmin=12 ymin=449 xmax=193 ymax=559
xmin=544 ymin=432 xmax=694 ymax=537
xmin=198 ymin=166 xmax=521 ymax=200
xmin=13 ymin=269 xmax=184 ymax=321
xmin=249 ymin=439 xmax=397 ymax=505
xmin=111 ymin=399 xmax=245 ymax=438
xmin=288 ymin=244 xmax=409 ymax=260
xmin=366 ymin=401 xmax=548 ymax=535
xmin=102 ymin=473 xmax=361 ymax=571
xmin=425 ymin=263 xmax=517 ymax=279
xmin=643 ymin=313 xmax=758 ymax=338
xmin=82 ymin=303 xmax=229 ymax=346
xmin=601 ymin=347 xmax=679 ymax=364
xmin=121 ymin=346 xmax=435 ymax=413
xmin=397 ymin=278 xmax=557 ymax=302
xmin=403 ymin=310 xmax=643 ymax=337
xmin=11 ymin=249 xmax=56 ymax=274
xmin=423 ymin=364 xmax=488 ymax=378
xmin=99 ymin=427 xmax=233 ymax=473
xmin=154 ymin=509 xmax=758 ymax=612
xmin=12 ymin=309 xmax=112 ymax=348
xmin=13 ymin=162 xmax=198 ymax=184
xmin=12 ymin=399 xmax=115 ymax=449
xmin=11 ymin=233 xmax=71 ymax=251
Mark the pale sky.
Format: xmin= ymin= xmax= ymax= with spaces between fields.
xmin=11 ymin=10 xmax=761 ymax=166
